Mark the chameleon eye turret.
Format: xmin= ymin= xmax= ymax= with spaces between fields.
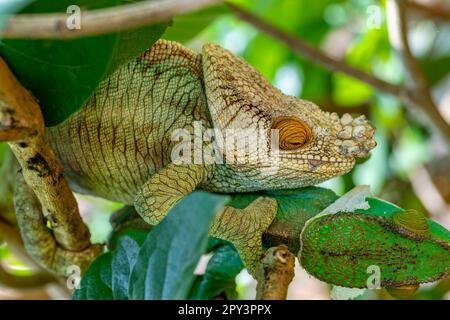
xmin=8 ymin=38 xmax=445 ymax=289
xmin=299 ymin=212 xmax=450 ymax=289
xmin=392 ymin=209 xmax=429 ymax=236
xmin=271 ymin=116 xmax=312 ymax=150
xmin=202 ymin=42 xmax=378 ymax=191
xmin=386 ymin=284 xmax=420 ymax=300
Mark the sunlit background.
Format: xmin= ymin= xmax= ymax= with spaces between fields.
xmin=1 ymin=0 xmax=449 ymax=299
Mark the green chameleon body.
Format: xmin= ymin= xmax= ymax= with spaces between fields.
xmin=9 ymin=40 xmax=450 ymax=293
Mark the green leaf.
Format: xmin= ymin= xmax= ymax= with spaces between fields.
xmin=163 ymin=4 xmax=228 ymax=43
xmin=111 ymin=236 xmax=141 ymax=300
xmin=228 ymin=187 xmax=338 ymax=252
xmin=0 ymin=0 xmax=168 ymax=126
xmin=107 ymin=206 xmax=151 ymax=250
xmin=73 ymin=232 xmax=145 ymax=300
xmin=0 ymin=143 xmax=8 ymax=162
xmin=129 ymin=191 xmax=228 ymax=300
xmin=420 ymin=56 xmax=450 ymax=86
xmin=190 ymin=244 xmax=244 ymax=300
xmin=73 ymin=253 xmax=114 ymax=300
xmin=332 ymin=73 xmax=374 ymax=106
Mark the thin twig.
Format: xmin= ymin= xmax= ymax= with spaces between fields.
xmin=227 ymin=3 xmax=406 ymax=98
xmin=228 ymin=2 xmax=450 ymax=145
xmin=392 ymin=0 xmax=429 ymax=92
xmin=2 ymin=0 xmax=223 ymax=39
xmin=388 ymin=0 xmax=450 ymax=142
xmin=0 ymin=217 xmax=40 ymax=268
xmin=401 ymin=0 xmax=450 ymax=21
xmin=0 ymin=264 xmax=54 ymax=289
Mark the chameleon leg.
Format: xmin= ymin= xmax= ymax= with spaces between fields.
xmin=134 ymin=163 xmax=278 ymax=275
xmin=14 ymin=174 xmax=103 ymax=275
xmin=209 ymin=198 xmax=277 ymax=275
xmin=134 ymin=164 xmax=211 ymax=225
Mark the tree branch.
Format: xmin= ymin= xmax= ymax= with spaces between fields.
xmin=388 ymin=0 xmax=450 ymax=143
xmin=228 ymin=2 xmax=450 ymax=145
xmin=401 ymin=0 xmax=450 ymax=21
xmin=255 ymin=245 xmax=295 ymax=300
xmin=227 ymin=3 xmax=406 ymax=98
xmin=0 ymin=217 xmax=40 ymax=268
xmin=0 ymin=148 xmax=17 ymax=225
xmin=0 ymin=264 xmax=54 ymax=289
xmin=0 ymin=58 xmax=92 ymax=251
xmin=1 ymin=0 xmax=223 ymax=39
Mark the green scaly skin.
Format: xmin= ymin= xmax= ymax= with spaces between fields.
xmin=299 ymin=209 xmax=449 ymax=289
xmin=111 ymin=190 xmax=450 ymax=292
xmin=5 ymin=40 xmax=448 ymax=289
xmin=229 ymin=191 xmax=449 ymax=290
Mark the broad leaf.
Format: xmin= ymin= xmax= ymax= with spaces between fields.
xmin=111 ymin=236 xmax=141 ymax=300
xmin=0 ymin=0 xmax=168 ymax=126
xmin=75 ymin=192 xmax=228 ymax=300
xmin=228 ymin=186 xmax=338 ymax=251
xmin=128 ymin=191 xmax=228 ymax=300
xmin=73 ymin=253 xmax=113 ymax=300
xmin=163 ymin=4 xmax=228 ymax=44
xmin=190 ymin=244 xmax=244 ymax=300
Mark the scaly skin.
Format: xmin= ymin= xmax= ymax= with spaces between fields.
xmin=3 ymin=39 xmax=402 ymax=280
xmin=300 ymin=211 xmax=449 ymax=289
xmin=110 ymin=190 xmax=450 ymax=292
xmin=42 ymin=40 xmax=376 ymax=275
xmin=46 ymin=40 xmax=376 ymax=199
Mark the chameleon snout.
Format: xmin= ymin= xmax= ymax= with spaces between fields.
xmin=335 ymin=113 xmax=377 ymax=158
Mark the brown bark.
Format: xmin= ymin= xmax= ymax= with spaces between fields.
xmin=255 ymin=245 xmax=295 ymax=300
xmin=0 ymin=58 xmax=91 ymax=251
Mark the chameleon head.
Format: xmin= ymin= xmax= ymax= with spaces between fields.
xmin=201 ymin=43 xmax=376 ymax=191
xmin=299 ymin=209 xmax=450 ymax=292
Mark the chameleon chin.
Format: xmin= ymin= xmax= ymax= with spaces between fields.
xmin=4 ymin=40 xmax=449 ymax=294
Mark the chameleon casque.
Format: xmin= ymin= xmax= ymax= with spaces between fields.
xmin=1 ymin=40 xmax=449 ymax=296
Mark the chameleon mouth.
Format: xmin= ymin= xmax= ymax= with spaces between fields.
xmin=280 ymin=155 xmax=355 ymax=172
xmin=278 ymin=154 xmax=354 ymax=173
xmin=281 ymin=153 xmax=352 ymax=163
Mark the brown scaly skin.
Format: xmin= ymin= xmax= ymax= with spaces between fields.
xmin=2 ymin=40 xmax=376 ymax=276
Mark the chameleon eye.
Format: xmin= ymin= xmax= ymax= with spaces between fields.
xmin=392 ymin=209 xmax=429 ymax=235
xmin=272 ymin=116 xmax=312 ymax=150
xmin=386 ymin=285 xmax=419 ymax=299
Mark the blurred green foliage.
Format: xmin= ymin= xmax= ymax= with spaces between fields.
xmin=0 ymin=0 xmax=168 ymax=126
xmin=1 ymin=0 xmax=449 ymax=300
xmin=196 ymin=0 xmax=450 ymax=202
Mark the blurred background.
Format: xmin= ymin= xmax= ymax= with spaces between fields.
xmin=0 ymin=0 xmax=449 ymax=299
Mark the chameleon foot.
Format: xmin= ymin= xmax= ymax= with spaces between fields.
xmin=209 ymin=197 xmax=278 ymax=276
xmin=14 ymin=174 xmax=103 ymax=275
xmin=134 ymin=165 xmax=277 ymax=276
